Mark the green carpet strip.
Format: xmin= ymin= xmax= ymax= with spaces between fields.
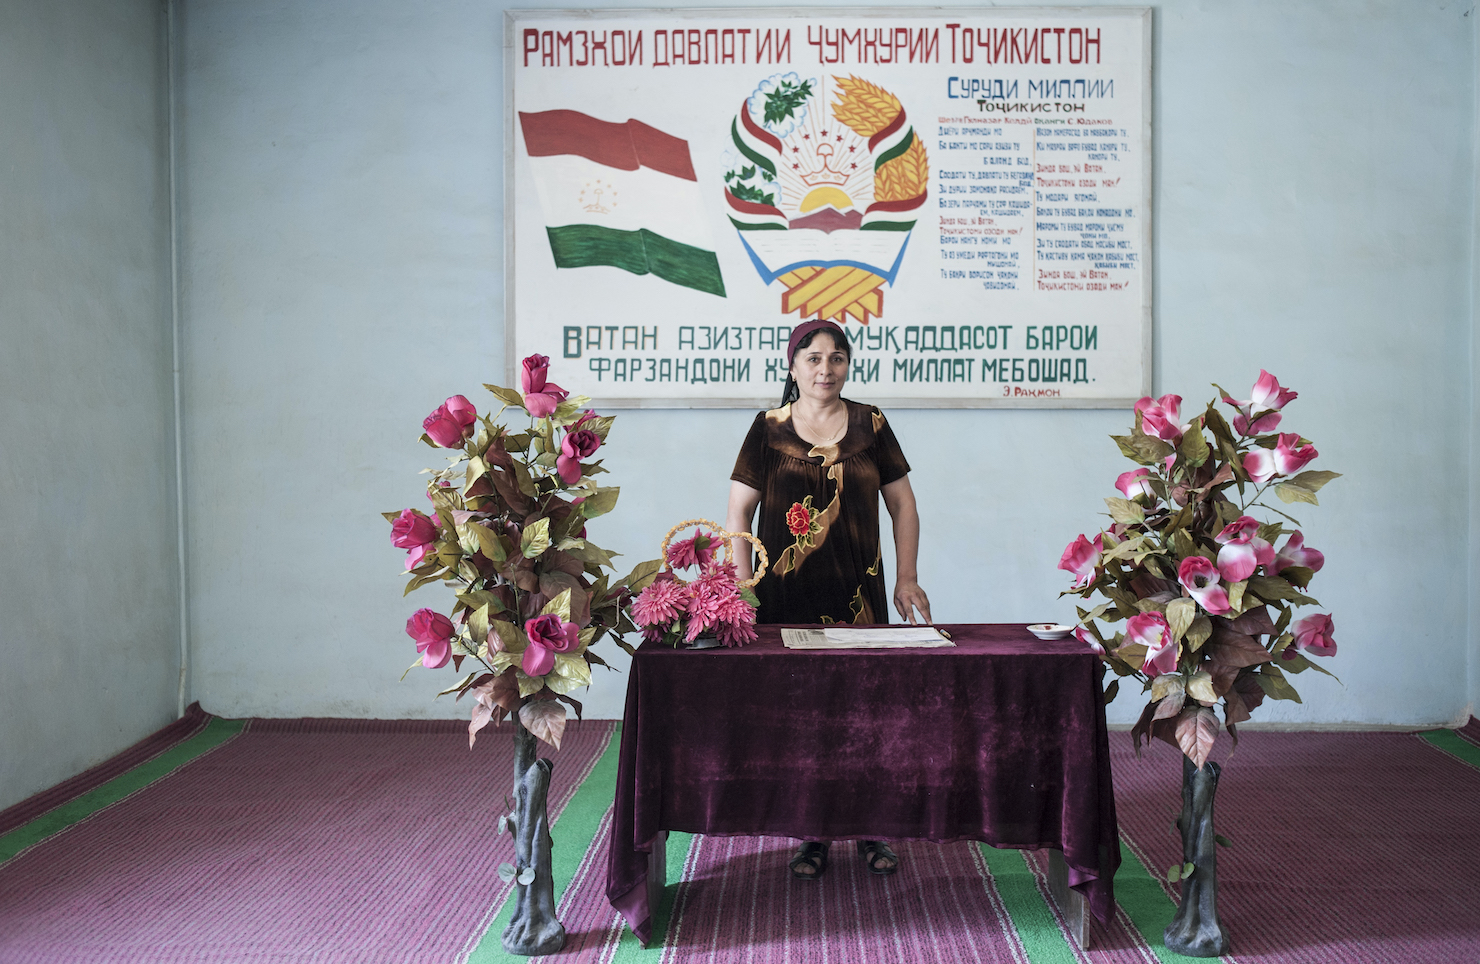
xmin=0 ymin=717 xmax=246 ymax=866
xmin=976 ymin=846 xmax=1080 ymax=964
xmin=468 ymin=727 xmax=622 ymax=963
xmin=1419 ymin=728 xmax=1480 ymax=770
xmin=607 ymin=829 xmax=695 ymax=961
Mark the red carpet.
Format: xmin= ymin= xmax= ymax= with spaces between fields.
xmin=0 ymin=716 xmax=614 ymax=964
xmin=3 ymin=716 xmax=1478 ymax=962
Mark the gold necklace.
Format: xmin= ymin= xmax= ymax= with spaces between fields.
xmin=795 ymin=405 xmax=846 ymax=445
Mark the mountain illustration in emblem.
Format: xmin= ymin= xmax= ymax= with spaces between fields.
xmin=723 ymin=73 xmax=929 ymax=325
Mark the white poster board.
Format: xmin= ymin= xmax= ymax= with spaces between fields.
xmin=507 ymin=7 xmax=1151 ymax=408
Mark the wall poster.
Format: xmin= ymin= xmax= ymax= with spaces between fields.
xmin=507 ymin=7 xmax=1151 ymax=408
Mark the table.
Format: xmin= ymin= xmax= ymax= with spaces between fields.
xmin=604 ymin=624 xmax=1121 ymax=947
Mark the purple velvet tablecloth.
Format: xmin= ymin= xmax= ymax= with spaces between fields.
xmin=604 ymin=624 xmax=1120 ymax=943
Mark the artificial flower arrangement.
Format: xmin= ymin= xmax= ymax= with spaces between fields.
xmin=629 ymin=519 xmax=768 ymax=648
xmin=388 ymin=354 xmax=661 ymax=751
xmin=1060 ymin=371 xmax=1341 ymax=769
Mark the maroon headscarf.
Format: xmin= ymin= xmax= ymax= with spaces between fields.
xmin=786 ymin=319 xmax=849 ymax=362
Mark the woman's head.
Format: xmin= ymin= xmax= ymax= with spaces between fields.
xmin=781 ymin=321 xmax=851 ymax=405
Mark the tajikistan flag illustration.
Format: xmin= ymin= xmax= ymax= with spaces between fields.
xmin=518 ymin=110 xmax=726 ymax=297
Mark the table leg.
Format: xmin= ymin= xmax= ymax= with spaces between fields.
xmin=1047 ymin=849 xmax=1091 ymax=950
xmin=644 ymin=830 xmax=668 ymax=948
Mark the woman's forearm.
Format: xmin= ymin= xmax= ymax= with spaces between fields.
xmin=726 ymin=481 xmax=762 ymax=581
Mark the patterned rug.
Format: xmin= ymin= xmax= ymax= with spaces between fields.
xmin=2 ymin=713 xmax=1477 ymax=963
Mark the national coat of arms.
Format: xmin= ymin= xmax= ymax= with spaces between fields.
xmin=724 ymin=74 xmax=929 ymax=325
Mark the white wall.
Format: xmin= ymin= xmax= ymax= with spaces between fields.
xmin=178 ymin=0 xmax=1477 ymax=726
xmin=0 ymin=0 xmax=179 ymax=810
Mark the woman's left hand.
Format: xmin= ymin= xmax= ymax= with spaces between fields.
xmin=894 ymin=580 xmax=932 ymax=625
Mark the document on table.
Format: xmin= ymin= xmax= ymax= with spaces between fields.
xmin=781 ymin=627 xmax=955 ymax=649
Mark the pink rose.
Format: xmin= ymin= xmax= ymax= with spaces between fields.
xmin=1115 ymin=468 xmax=1157 ymax=501
xmin=406 ymin=608 xmax=454 ymax=669
xmin=556 ymin=428 xmax=601 ymax=485
xmin=423 ymin=395 xmax=477 ymax=448
xmin=1125 ymin=611 xmax=1178 ymax=677
xmin=1135 ymin=394 xmax=1188 ymax=443
xmin=1243 ymin=447 xmax=1277 ymax=483
xmin=1073 ymin=625 xmax=1106 ymax=655
xmin=1058 ymin=533 xmax=1103 ymax=589
xmin=1177 ymin=556 xmax=1232 ymax=615
xmin=522 ymin=613 xmax=579 ymax=677
xmin=520 ymin=354 xmax=568 ymax=417
xmin=1272 ymin=531 xmax=1324 ymax=575
xmin=390 ymin=508 xmax=438 ymax=549
xmin=1273 ymin=433 xmax=1318 ymax=476
xmin=1222 ymin=370 xmax=1297 ymax=435
xmin=1289 ymin=613 xmax=1336 ymax=658
xmin=1213 ymin=515 xmax=1276 ymax=582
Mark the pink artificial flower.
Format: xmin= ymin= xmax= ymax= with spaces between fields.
xmin=556 ymin=428 xmax=601 ymax=485
xmin=520 ymin=354 xmax=569 ymax=417
xmin=1058 ymin=533 xmax=1103 ymax=589
xmin=717 ymin=620 xmax=758 ymax=647
xmin=390 ymin=508 xmax=438 ymax=549
xmin=631 ymin=578 xmax=690 ymax=628
xmin=423 ymin=395 xmax=478 ymax=448
xmin=1125 ymin=611 xmax=1178 ymax=677
xmin=1073 ymin=625 xmax=1106 ymax=655
xmin=406 ymin=608 xmax=455 ymax=669
xmin=1116 ymin=468 xmax=1157 ymax=501
xmin=1135 ymin=394 xmax=1188 ymax=443
xmin=1273 ymin=433 xmax=1318 ymax=476
xmin=522 ymin=613 xmax=579 ymax=677
xmin=1271 ymin=531 xmax=1325 ymax=575
xmin=1222 ymin=370 xmax=1297 ymax=435
xmin=1289 ymin=613 xmax=1336 ymax=658
xmin=405 ymin=543 xmax=434 ymax=570
xmin=1243 ymin=447 xmax=1277 ymax=483
xmin=1213 ymin=515 xmax=1276 ymax=582
xmin=1177 ymin=556 xmax=1232 ymax=615
xmin=668 ymin=530 xmax=719 ymax=570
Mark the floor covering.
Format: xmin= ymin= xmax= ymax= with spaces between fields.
xmin=1 ymin=711 xmax=1477 ymax=964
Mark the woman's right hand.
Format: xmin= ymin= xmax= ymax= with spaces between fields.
xmin=725 ymin=481 xmax=762 ymax=582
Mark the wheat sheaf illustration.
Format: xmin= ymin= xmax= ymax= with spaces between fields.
xmin=831 ymin=75 xmax=929 ymax=204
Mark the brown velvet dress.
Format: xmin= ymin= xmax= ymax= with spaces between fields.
xmin=731 ymin=399 xmax=911 ymax=625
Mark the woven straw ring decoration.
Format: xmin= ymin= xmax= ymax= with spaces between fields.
xmin=659 ymin=518 xmax=769 ymax=589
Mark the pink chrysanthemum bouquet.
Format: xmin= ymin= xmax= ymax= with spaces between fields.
xmin=630 ymin=521 xmax=766 ymax=647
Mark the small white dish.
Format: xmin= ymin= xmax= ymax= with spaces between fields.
xmin=1026 ymin=623 xmax=1074 ymax=640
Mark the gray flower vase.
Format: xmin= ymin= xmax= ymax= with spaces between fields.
xmin=501 ymin=718 xmax=565 ymax=956
xmin=1164 ymin=755 xmax=1231 ymax=957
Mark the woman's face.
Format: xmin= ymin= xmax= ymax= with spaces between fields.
xmin=789 ymin=332 xmax=850 ymax=404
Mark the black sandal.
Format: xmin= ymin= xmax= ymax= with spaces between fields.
xmin=789 ymin=841 xmax=830 ymax=879
xmin=857 ymin=840 xmax=899 ymax=877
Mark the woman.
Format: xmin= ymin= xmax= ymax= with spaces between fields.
xmin=726 ymin=318 xmax=931 ymax=881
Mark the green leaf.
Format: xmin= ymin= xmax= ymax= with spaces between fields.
xmin=1290 ymin=470 xmax=1341 ymax=493
xmin=1254 ymin=664 xmax=1302 ymax=703
xmin=1185 ymin=615 xmax=1213 ymax=652
xmin=579 ymin=486 xmax=620 ymax=518
xmin=521 ymin=517 xmax=551 ymax=558
xmin=1104 ymin=497 xmax=1145 ymax=525
xmin=563 ymin=540 xmax=617 ymax=570
xmin=463 ymin=522 xmax=507 ymax=562
xmin=1202 ymin=403 xmax=1236 ymax=447
xmin=1103 ymin=678 xmax=1120 ymax=705
xmin=618 ymin=557 xmax=664 ymax=593
xmin=1226 ymin=579 xmax=1247 ymax=614
xmin=1167 ymin=863 xmax=1184 ymax=883
xmin=1275 ymin=482 xmax=1319 ymax=506
xmin=483 ymin=383 xmax=525 ymax=409
xmin=540 ymin=588 xmax=572 ymax=622
xmin=1179 ymin=427 xmax=1210 ymax=467
xmin=1247 ymin=576 xmax=1317 ymax=606
xmin=1166 ymin=597 xmax=1195 ymax=642
xmin=435 ymin=672 xmax=477 ymax=699
xmin=1183 ymin=861 xmax=1196 ymax=878
xmin=1215 ymin=834 xmax=1233 ymax=848
xmin=468 ymin=604 xmax=490 ymax=651
xmin=1186 ymin=670 xmax=1217 ymax=705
